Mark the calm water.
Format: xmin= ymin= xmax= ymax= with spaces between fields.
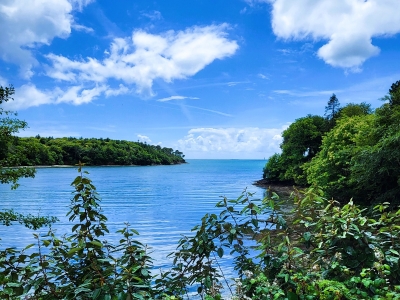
xmin=0 ymin=159 xmax=267 ymax=280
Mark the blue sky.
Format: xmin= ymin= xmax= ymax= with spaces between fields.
xmin=1 ymin=0 xmax=400 ymax=159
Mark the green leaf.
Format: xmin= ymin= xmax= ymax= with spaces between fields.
xmin=92 ymin=288 xmax=101 ymax=299
xmin=287 ymin=291 xmax=299 ymax=300
xmin=217 ymin=247 xmax=224 ymax=258
xmin=67 ymin=247 xmax=81 ymax=255
xmin=89 ymin=240 xmax=103 ymax=247
xmin=141 ymin=269 xmax=149 ymax=277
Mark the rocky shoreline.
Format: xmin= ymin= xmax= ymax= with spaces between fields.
xmin=253 ymin=178 xmax=297 ymax=197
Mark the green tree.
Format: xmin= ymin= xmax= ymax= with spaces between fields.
xmin=337 ymin=102 xmax=372 ymax=118
xmin=278 ymin=115 xmax=327 ymax=185
xmin=262 ymin=153 xmax=282 ymax=181
xmin=0 ymin=85 xmax=35 ymax=188
xmin=350 ymin=96 xmax=400 ymax=205
xmin=325 ymin=93 xmax=340 ymax=121
xmin=306 ymin=114 xmax=375 ymax=202
xmin=382 ymin=80 xmax=400 ymax=107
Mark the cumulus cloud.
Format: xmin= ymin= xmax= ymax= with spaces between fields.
xmin=0 ymin=0 xmax=76 ymax=78
xmin=268 ymin=0 xmax=400 ymax=70
xmin=0 ymin=0 xmax=93 ymax=79
xmin=177 ymin=127 xmax=287 ymax=158
xmin=157 ymin=96 xmax=199 ymax=102
xmin=45 ymin=24 xmax=239 ymax=96
xmin=4 ymin=84 xmax=108 ymax=110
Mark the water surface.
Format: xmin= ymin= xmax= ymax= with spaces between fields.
xmin=0 ymin=159 xmax=267 ymax=278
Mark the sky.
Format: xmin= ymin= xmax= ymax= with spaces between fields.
xmin=1 ymin=0 xmax=400 ymax=159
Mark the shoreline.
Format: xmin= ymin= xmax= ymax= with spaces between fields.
xmin=253 ymin=178 xmax=298 ymax=197
xmin=13 ymin=162 xmax=187 ymax=169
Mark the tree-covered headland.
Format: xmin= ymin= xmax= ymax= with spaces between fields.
xmin=263 ymin=80 xmax=400 ymax=206
xmin=0 ymin=86 xmax=185 ymax=168
xmin=14 ymin=136 xmax=185 ymax=166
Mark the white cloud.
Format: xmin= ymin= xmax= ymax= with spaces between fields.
xmin=0 ymin=76 xmax=8 ymax=86
xmin=4 ymin=84 xmax=107 ymax=110
xmin=69 ymin=0 xmax=94 ymax=11
xmin=273 ymin=89 xmax=339 ymax=97
xmin=244 ymin=0 xmax=268 ymax=7
xmin=157 ymin=95 xmax=199 ymax=102
xmin=0 ymin=0 xmax=94 ymax=78
xmin=137 ymin=134 xmax=152 ymax=144
xmin=72 ymin=23 xmax=94 ymax=33
xmin=104 ymin=84 xmax=130 ymax=97
xmin=268 ymin=0 xmax=400 ymax=70
xmin=177 ymin=126 xmax=287 ymax=158
xmin=258 ymin=73 xmax=268 ymax=79
xmin=183 ymin=105 xmax=232 ymax=117
xmin=45 ymin=24 xmax=239 ymax=96
xmin=141 ymin=10 xmax=162 ymax=21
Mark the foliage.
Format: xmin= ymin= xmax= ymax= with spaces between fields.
xmin=264 ymin=115 xmax=327 ymax=185
xmin=0 ymin=209 xmax=58 ymax=230
xmin=337 ymin=102 xmax=372 ymax=118
xmin=305 ymin=114 xmax=376 ymax=202
xmin=382 ymin=80 xmax=400 ymax=107
xmin=263 ymin=80 xmax=400 ymax=206
xmin=262 ymin=153 xmax=282 ymax=181
xmin=162 ymin=187 xmax=400 ymax=299
xmin=350 ymin=103 xmax=400 ymax=205
xmin=325 ymin=93 xmax=340 ymax=129
xmin=307 ymin=84 xmax=400 ymax=205
xmin=10 ymin=136 xmax=185 ymax=167
xmin=0 ymin=85 xmax=35 ymax=189
xmin=1 ymin=84 xmax=57 ymax=230
xmin=0 ymin=166 xmax=153 ymax=299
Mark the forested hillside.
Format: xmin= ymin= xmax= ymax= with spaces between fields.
xmin=10 ymin=136 xmax=186 ymax=166
xmin=263 ymin=80 xmax=400 ymax=205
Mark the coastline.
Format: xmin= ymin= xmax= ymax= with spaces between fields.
xmin=13 ymin=162 xmax=187 ymax=169
xmin=253 ymin=178 xmax=297 ymax=197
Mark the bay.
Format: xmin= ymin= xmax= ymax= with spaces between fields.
xmin=0 ymin=159 xmax=267 ymax=281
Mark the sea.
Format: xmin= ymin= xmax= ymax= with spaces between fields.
xmin=0 ymin=159 xmax=268 ymax=292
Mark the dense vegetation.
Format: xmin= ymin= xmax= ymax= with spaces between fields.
xmin=263 ymin=80 xmax=400 ymax=206
xmin=13 ymin=136 xmax=185 ymax=166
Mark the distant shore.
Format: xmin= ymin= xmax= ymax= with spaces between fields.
xmin=16 ymin=162 xmax=187 ymax=168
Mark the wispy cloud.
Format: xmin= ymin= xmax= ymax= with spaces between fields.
xmin=273 ymin=89 xmax=339 ymax=97
xmin=258 ymin=73 xmax=269 ymax=80
xmin=72 ymin=24 xmax=94 ymax=33
xmin=227 ymin=81 xmax=249 ymax=87
xmin=141 ymin=10 xmax=162 ymax=21
xmin=157 ymin=95 xmax=199 ymax=102
xmin=183 ymin=104 xmax=233 ymax=117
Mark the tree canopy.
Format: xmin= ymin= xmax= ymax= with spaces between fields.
xmin=10 ymin=136 xmax=185 ymax=167
xmin=263 ymin=115 xmax=327 ymax=185
xmin=263 ymin=81 xmax=400 ymax=205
